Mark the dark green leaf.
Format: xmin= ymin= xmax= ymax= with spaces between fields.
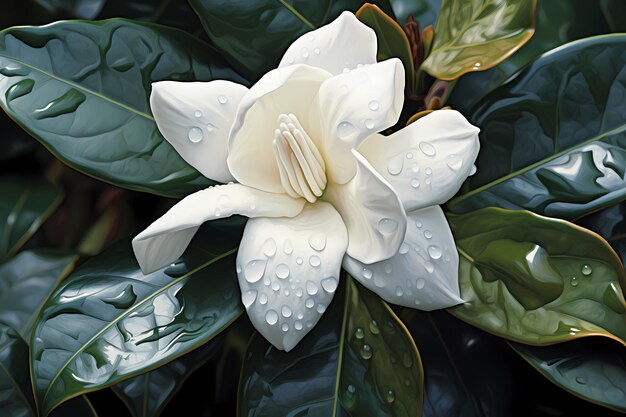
xmin=388 ymin=0 xmax=440 ymax=27
xmin=113 ymin=334 xmax=222 ymax=417
xmin=51 ymin=395 xmax=98 ymax=417
xmin=356 ymin=3 xmax=415 ymax=89
xmin=0 ymin=20 xmax=246 ymax=198
xmin=449 ymin=208 xmax=626 ymax=346
xmin=448 ymin=35 xmax=626 ymax=220
xmin=0 ymin=176 xmax=63 ymax=260
xmin=31 ymin=227 xmax=243 ymax=416
xmin=239 ymin=277 xmax=423 ymax=417
xmin=420 ymin=0 xmax=536 ymax=80
xmin=579 ymin=203 xmax=626 ymax=267
xmin=512 ymin=337 xmax=626 ymax=413
xmin=0 ymin=249 xmax=77 ymax=339
xmin=33 ymin=0 xmax=106 ymax=19
xmin=188 ymin=0 xmax=395 ymax=81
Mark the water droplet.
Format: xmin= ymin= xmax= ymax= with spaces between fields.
xmin=271 ymin=281 xmax=280 ymax=291
xmin=296 ymin=288 xmax=303 ymax=297
xmin=236 ymin=264 xmax=242 ymax=274
xmin=301 ymin=47 xmax=309 ymax=58
xmin=369 ymin=100 xmax=379 ymax=111
xmin=360 ymin=343 xmax=373 ymax=359
xmin=362 ymin=268 xmax=373 ymax=279
xmin=295 ymin=321 xmax=303 ymax=330
xmin=206 ymin=123 xmax=217 ymax=132
xmin=241 ymin=290 xmax=257 ymax=308
xmin=262 ymin=238 xmax=277 ymax=257
xmin=378 ymin=218 xmax=398 ymax=234
xmin=218 ymin=95 xmax=228 ymax=104
xmin=576 ymin=376 xmax=585 ymax=384
xmin=287 ymin=55 xmax=295 ymax=64
xmin=570 ymin=276 xmax=579 ymax=287
xmin=411 ymin=163 xmax=419 ymax=173
xmin=404 ymin=378 xmax=411 ymax=387
xmin=259 ymin=293 xmax=268 ymax=304
xmin=387 ymin=154 xmax=404 ymax=176
xmin=265 ymin=310 xmax=278 ymax=325
xmin=410 ymin=178 xmax=420 ymax=188
xmin=321 ymin=277 xmax=338 ymax=293
xmin=296 ymin=257 xmax=303 ymax=265
xmin=164 ymin=261 xmax=188 ymax=278
xmin=244 ymin=259 xmax=266 ymax=283
xmin=416 ymin=278 xmax=426 ymax=289
xmin=283 ymin=240 xmax=293 ymax=254
xmin=369 ymin=320 xmax=380 ymax=335
xmin=399 ymin=243 xmax=410 ymax=254
xmin=336 ymin=121 xmax=356 ymax=139
xmin=447 ymin=154 xmax=463 ymax=171
xmin=355 ymin=327 xmax=365 ymax=339
xmin=194 ymin=110 xmax=202 ymax=118
xmin=306 ymin=280 xmax=318 ymax=295
xmin=424 ymin=230 xmax=433 ymax=239
xmin=188 ymin=127 xmax=203 ymax=143
xmin=308 ymin=233 xmax=327 ymax=251
xmin=281 ymin=305 xmax=292 ymax=318
xmin=470 ymin=165 xmax=477 ymax=175
xmin=281 ymin=323 xmax=289 ymax=332
xmin=365 ymin=119 xmax=375 ymax=129
xmin=384 ymin=263 xmax=392 ymax=274
xmin=385 ymin=389 xmax=395 ymax=404
xmin=415 ymin=220 xmax=423 ymax=228
xmin=425 ymin=261 xmax=435 ymax=273
xmin=314 ymin=48 xmax=320 ymax=55
xmin=307 ymin=34 xmax=315 ymax=42
xmin=406 ymin=152 xmax=413 ymax=159
xmin=309 ymin=255 xmax=321 ymax=267
xmin=581 ymin=264 xmax=593 ymax=276
xmin=305 ymin=298 xmax=315 ymax=308
xmin=316 ymin=304 xmax=326 ymax=314
xmin=428 ymin=245 xmax=442 ymax=259
xmin=395 ymin=286 xmax=404 ymax=297
xmin=276 ymin=263 xmax=290 ymax=279
xmin=419 ymin=141 xmax=436 ymax=156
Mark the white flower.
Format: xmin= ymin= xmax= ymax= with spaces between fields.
xmin=133 ymin=12 xmax=480 ymax=352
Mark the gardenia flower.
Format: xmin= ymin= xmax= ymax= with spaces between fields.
xmin=133 ymin=12 xmax=480 ymax=351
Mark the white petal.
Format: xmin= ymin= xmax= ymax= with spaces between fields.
xmin=133 ymin=184 xmax=305 ymax=274
xmin=227 ymin=65 xmax=331 ymax=193
xmin=237 ymin=202 xmax=347 ymax=352
xmin=279 ymin=11 xmax=377 ymax=75
xmin=150 ymin=80 xmax=248 ymax=183
xmin=343 ymin=206 xmax=463 ymax=311
xmin=359 ymin=110 xmax=480 ymax=211
xmin=311 ymin=58 xmax=405 ymax=184
xmin=323 ymin=150 xmax=406 ymax=264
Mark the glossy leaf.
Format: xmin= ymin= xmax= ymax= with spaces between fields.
xmin=448 ymin=35 xmax=626 ymax=221
xmin=356 ymin=4 xmax=414 ymax=88
xmin=31 ymin=227 xmax=243 ymax=416
xmin=0 ymin=20 xmax=246 ymax=198
xmin=188 ymin=0 xmax=395 ymax=81
xmin=389 ymin=0 xmax=440 ymax=27
xmin=402 ymin=310 xmax=514 ymax=417
xmin=579 ymin=203 xmax=626 ymax=267
xmin=448 ymin=208 xmax=626 ymax=346
xmin=114 ymin=334 xmax=223 ymax=417
xmin=238 ymin=277 xmax=423 ymax=417
xmin=512 ymin=338 xmax=626 ymax=413
xmin=34 ymin=0 xmax=106 ymax=19
xmin=0 ymin=177 xmax=63 ymax=260
xmin=0 ymin=249 xmax=77 ymax=340
xmin=420 ymin=0 xmax=536 ymax=80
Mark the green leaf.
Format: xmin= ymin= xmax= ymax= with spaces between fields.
xmin=448 ymin=208 xmax=626 ymax=346
xmin=388 ymin=0 xmax=440 ymax=27
xmin=188 ymin=0 xmax=395 ymax=81
xmin=0 ymin=20 xmax=246 ymax=198
xmin=579 ymin=203 xmax=626 ymax=267
xmin=420 ymin=0 xmax=536 ymax=80
xmin=113 ymin=334 xmax=222 ymax=417
xmin=0 ymin=176 xmax=63 ymax=260
xmin=356 ymin=3 xmax=415 ymax=90
xmin=0 ymin=249 xmax=77 ymax=339
xmin=33 ymin=0 xmax=106 ymax=19
xmin=238 ymin=276 xmax=423 ymax=417
xmin=30 ymin=228 xmax=243 ymax=416
xmin=448 ymin=35 xmax=626 ymax=221
xmin=512 ymin=338 xmax=626 ymax=413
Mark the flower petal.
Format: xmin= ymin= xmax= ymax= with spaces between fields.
xmin=278 ymin=11 xmax=377 ymax=75
xmin=227 ymin=65 xmax=331 ymax=193
xmin=237 ymin=202 xmax=347 ymax=352
xmin=343 ymin=206 xmax=463 ymax=310
xmin=133 ymin=184 xmax=305 ymax=274
xmin=311 ymin=58 xmax=405 ymax=184
xmin=151 ymin=80 xmax=248 ymax=183
xmin=359 ymin=110 xmax=480 ymax=211
xmin=324 ymin=150 xmax=406 ymax=264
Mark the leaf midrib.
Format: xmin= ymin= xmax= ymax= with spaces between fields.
xmin=0 ymin=56 xmax=155 ymax=122
xmin=40 ymin=247 xmax=237 ymax=410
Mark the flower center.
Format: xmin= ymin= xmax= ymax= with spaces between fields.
xmin=272 ymin=113 xmax=327 ymax=203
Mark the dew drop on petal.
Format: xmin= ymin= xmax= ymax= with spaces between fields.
xmin=387 ymin=154 xmax=404 ymax=176
xmin=306 ymin=280 xmax=318 ymax=295
xmin=369 ymin=100 xmax=379 ymax=111
xmin=581 ymin=264 xmax=593 ymax=276
xmin=316 ymin=304 xmax=326 ymax=314
xmin=447 ymin=154 xmax=463 ymax=171
xmin=265 ymin=309 xmax=278 ymax=325
xmin=360 ymin=343 xmax=373 ymax=359
xmin=244 ymin=259 xmax=266 ymax=283
xmin=336 ymin=121 xmax=356 ymax=139
xmin=305 ymin=298 xmax=315 ymax=308
xmin=218 ymin=95 xmax=228 ymax=104
xmin=425 ymin=261 xmax=435 ymax=273
xmin=378 ymin=218 xmax=398 ymax=234
xmin=314 ymin=48 xmax=320 ymax=55
xmin=321 ymin=277 xmax=338 ymax=293
xmin=395 ymin=286 xmax=404 ymax=297
xmin=428 ymin=245 xmax=442 ymax=259
xmin=259 ymin=293 xmax=268 ymax=304
xmin=241 ymin=290 xmax=257 ymax=308
xmin=362 ymin=268 xmax=373 ymax=279
xmin=281 ymin=305 xmax=292 ymax=318
xmin=276 ymin=263 xmax=290 ymax=279
xmin=386 ymin=389 xmax=395 ymax=404
xmin=281 ymin=323 xmax=289 ymax=332
xmin=308 ymin=233 xmax=327 ymax=251
xmin=307 ymin=34 xmax=315 ymax=41
xmin=301 ymin=47 xmax=309 ymax=58
xmin=470 ymin=165 xmax=477 ymax=175
xmin=206 ymin=123 xmax=217 ymax=132
xmin=424 ymin=230 xmax=433 ymax=239
xmin=425 ymin=167 xmax=433 ymax=175
xmin=419 ymin=141 xmax=436 ymax=156
xmin=309 ymin=255 xmax=321 ymax=267
xmin=194 ymin=110 xmax=202 ymax=118
xmin=410 ymin=178 xmax=420 ymax=188
xmin=416 ymin=278 xmax=426 ymax=289
xmin=570 ymin=276 xmax=579 ymax=287
xmin=295 ymin=321 xmax=303 ymax=330
xmin=355 ymin=327 xmax=364 ymax=339
xmin=365 ymin=119 xmax=375 ymax=130
xmin=188 ymin=127 xmax=203 ymax=143
xmin=262 ymin=238 xmax=277 ymax=257
xmin=283 ymin=240 xmax=294 ymax=254
xmin=399 ymin=243 xmax=409 ymax=254
xmin=296 ymin=257 xmax=303 ymax=265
